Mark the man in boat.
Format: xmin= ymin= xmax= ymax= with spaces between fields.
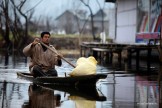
xmin=23 ymin=31 xmax=62 ymax=77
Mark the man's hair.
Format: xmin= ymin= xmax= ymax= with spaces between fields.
xmin=41 ymin=32 xmax=51 ymax=38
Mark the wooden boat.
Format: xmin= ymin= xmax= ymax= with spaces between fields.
xmin=17 ymin=72 xmax=34 ymax=82
xmin=17 ymin=72 xmax=107 ymax=86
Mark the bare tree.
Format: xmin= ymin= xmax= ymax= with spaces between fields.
xmin=10 ymin=0 xmax=28 ymax=38
xmin=0 ymin=0 xmax=12 ymax=50
xmin=71 ymin=0 xmax=89 ymax=35
xmin=96 ymin=0 xmax=105 ymax=32
xmin=0 ymin=7 xmax=5 ymax=43
xmin=10 ymin=0 xmax=39 ymax=48
xmin=11 ymin=0 xmax=23 ymax=44
xmin=45 ymin=16 xmax=53 ymax=31
xmin=0 ymin=0 xmax=44 ymax=50
xmin=80 ymin=0 xmax=96 ymax=40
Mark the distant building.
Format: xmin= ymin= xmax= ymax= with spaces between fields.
xmin=93 ymin=9 xmax=109 ymax=36
xmin=55 ymin=9 xmax=112 ymax=36
xmin=55 ymin=10 xmax=79 ymax=34
xmin=106 ymin=0 xmax=162 ymax=43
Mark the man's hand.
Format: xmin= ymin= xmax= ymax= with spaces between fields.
xmin=57 ymin=53 xmax=63 ymax=60
xmin=57 ymin=53 xmax=63 ymax=66
xmin=32 ymin=38 xmax=40 ymax=45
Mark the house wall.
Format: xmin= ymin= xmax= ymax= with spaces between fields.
xmin=55 ymin=10 xmax=110 ymax=36
xmin=55 ymin=11 xmax=79 ymax=34
xmin=94 ymin=20 xmax=109 ymax=35
xmin=115 ymin=0 xmax=137 ymax=43
xmin=108 ymin=8 xmax=116 ymax=40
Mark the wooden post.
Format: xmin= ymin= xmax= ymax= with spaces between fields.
xmin=147 ymin=48 xmax=151 ymax=71
xmin=136 ymin=49 xmax=139 ymax=70
xmin=127 ymin=48 xmax=132 ymax=68
xmin=117 ymin=50 xmax=122 ymax=65
xmin=158 ymin=25 xmax=162 ymax=62
xmin=93 ymin=50 xmax=98 ymax=60
xmin=80 ymin=45 xmax=83 ymax=57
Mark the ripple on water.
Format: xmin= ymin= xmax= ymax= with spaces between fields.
xmin=0 ymin=55 xmax=160 ymax=108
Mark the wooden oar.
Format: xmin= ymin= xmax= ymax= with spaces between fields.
xmin=40 ymin=41 xmax=76 ymax=68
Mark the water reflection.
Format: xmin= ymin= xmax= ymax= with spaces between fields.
xmin=0 ymin=50 xmax=28 ymax=69
xmin=135 ymin=76 xmax=159 ymax=107
xmin=23 ymin=84 xmax=61 ymax=108
xmin=23 ymin=83 xmax=106 ymax=108
xmin=38 ymin=83 xmax=106 ymax=101
xmin=0 ymin=82 xmax=29 ymax=108
xmin=0 ymin=50 xmax=161 ymax=108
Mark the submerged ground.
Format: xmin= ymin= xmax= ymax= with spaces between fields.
xmin=0 ymin=50 xmax=161 ymax=108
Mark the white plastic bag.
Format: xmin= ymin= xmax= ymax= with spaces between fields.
xmin=69 ymin=56 xmax=97 ymax=76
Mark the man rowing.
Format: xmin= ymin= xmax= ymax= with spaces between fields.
xmin=23 ymin=32 xmax=62 ymax=78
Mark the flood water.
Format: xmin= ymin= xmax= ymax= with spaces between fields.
xmin=0 ymin=50 xmax=161 ymax=108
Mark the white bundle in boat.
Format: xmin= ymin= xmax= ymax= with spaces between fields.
xmin=69 ymin=56 xmax=97 ymax=76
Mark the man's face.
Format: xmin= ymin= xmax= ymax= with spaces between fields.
xmin=42 ymin=34 xmax=50 ymax=44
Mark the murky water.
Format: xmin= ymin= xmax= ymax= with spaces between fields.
xmin=0 ymin=51 xmax=161 ymax=108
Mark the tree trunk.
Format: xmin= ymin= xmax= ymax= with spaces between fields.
xmin=80 ymin=0 xmax=96 ymax=40
xmin=3 ymin=0 xmax=12 ymax=50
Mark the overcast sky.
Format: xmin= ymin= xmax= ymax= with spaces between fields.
xmin=28 ymin=0 xmax=115 ymax=19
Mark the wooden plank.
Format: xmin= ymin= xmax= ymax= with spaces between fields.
xmin=92 ymin=48 xmax=111 ymax=52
